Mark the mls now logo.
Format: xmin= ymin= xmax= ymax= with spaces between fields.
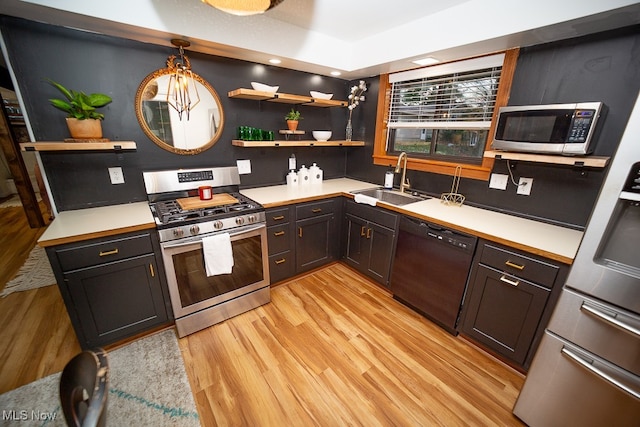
xmin=2 ymin=410 xmax=58 ymax=421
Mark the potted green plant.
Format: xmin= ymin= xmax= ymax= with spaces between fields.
xmin=47 ymin=79 xmax=112 ymax=140
xmin=284 ymin=108 xmax=303 ymax=131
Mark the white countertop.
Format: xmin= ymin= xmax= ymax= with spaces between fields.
xmin=240 ymin=178 xmax=376 ymax=207
xmin=398 ymin=198 xmax=583 ymax=263
xmin=36 ymin=178 xmax=583 ymax=263
xmin=38 ymin=201 xmax=156 ymax=247
xmin=241 ymin=178 xmax=583 ymax=264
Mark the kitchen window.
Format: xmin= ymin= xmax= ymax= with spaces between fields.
xmin=373 ymin=49 xmax=519 ymax=180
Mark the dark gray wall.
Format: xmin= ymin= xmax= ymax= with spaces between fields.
xmin=0 ymin=16 xmax=352 ymax=210
xmin=2 ymin=16 xmax=639 ymax=229
xmin=346 ymin=26 xmax=640 ymax=229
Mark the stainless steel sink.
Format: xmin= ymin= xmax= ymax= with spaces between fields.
xmin=352 ymin=188 xmax=427 ymax=206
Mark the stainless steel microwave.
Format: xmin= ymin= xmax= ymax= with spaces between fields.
xmin=492 ymin=102 xmax=604 ymax=155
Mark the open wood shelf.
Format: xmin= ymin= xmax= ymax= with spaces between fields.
xmin=232 ymin=139 xmax=364 ymax=147
xmin=484 ymin=150 xmax=609 ymax=168
xmin=20 ymin=141 xmax=137 ymax=152
xmin=228 ymin=88 xmax=347 ymax=107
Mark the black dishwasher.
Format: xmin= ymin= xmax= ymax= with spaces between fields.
xmin=390 ymin=216 xmax=477 ymax=335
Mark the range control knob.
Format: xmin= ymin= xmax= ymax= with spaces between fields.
xmin=213 ymin=220 xmax=223 ymax=230
xmin=247 ymin=214 xmax=256 ymax=223
xmin=190 ymin=225 xmax=200 ymax=235
xmin=235 ymin=217 xmax=245 ymax=226
xmin=173 ymin=228 xmax=185 ymax=238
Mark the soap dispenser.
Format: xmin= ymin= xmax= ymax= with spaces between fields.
xmin=309 ymin=163 xmax=323 ymax=184
xmin=384 ymin=165 xmax=394 ymax=189
xmin=298 ymin=165 xmax=310 ymax=185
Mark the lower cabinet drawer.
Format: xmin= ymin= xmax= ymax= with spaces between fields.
xmin=480 ymin=243 xmax=559 ymax=289
xmin=56 ymin=233 xmax=153 ymax=271
xmin=267 ymin=224 xmax=291 ymax=255
xmin=296 ymin=199 xmax=335 ymax=220
xmin=269 ymin=252 xmax=294 ymax=284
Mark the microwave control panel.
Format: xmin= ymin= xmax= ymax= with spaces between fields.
xmin=567 ymin=109 xmax=596 ymax=143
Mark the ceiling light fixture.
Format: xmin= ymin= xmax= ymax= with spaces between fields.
xmin=202 ymin=0 xmax=285 ymax=16
xmin=166 ymin=39 xmax=200 ymax=121
xmin=269 ymin=58 xmax=282 ymax=64
xmin=330 ymin=71 xmax=342 ymax=76
xmin=412 ymin=57 xmax=440 ymax=66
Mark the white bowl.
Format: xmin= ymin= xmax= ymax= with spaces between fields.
xmin=310 ymin=91 xmax=333 ymax=100
xmin=251 ymin=82 xmax=279 ymax=93
xmin=312 ymin=131 xmax=332 ymax=141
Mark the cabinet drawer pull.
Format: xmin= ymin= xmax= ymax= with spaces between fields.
xmin=149 ymin=264 xmax=155 ymax=277
xmin=275 ymin=258 xmax=286 ymax=265
xmin=360 ymin=226 xmax=367 ymax=237
xmin=99 ymin=248 xmax=119 ymax=257
xmin=272 ymin=215 xmax=285 ymax=221
xmin=499 ymin=275 xmax=520 ymax=287
xmin=311 ymin=208 xmax=323 ymax=213
xmin=366 ymin=227 xmax=372 ymax=239
xmin=505 ymin=260 xmax=525 ymax=270
xmin=273 ymin=231 xmax=286 ymax=237
xmin=298 ymin=227 xmax=303 ymax=238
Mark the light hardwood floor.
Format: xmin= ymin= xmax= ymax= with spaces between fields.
xmin=0 ymin=202 xmax=81 ymax=395
xmin=1 ymin=203 xmax=525 ymax=425
xmin=179 ymin=263 xmax=525 ymax=426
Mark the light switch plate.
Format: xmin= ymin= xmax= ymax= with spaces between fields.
xmin=517 ymin=178 xmax=533 ymax=195
xmin=489 ymin=173 xmax=508 ymax=190
xmin=108 ymin=167 xmax=125 ymax=184
xmin=237 ymin=159 xmax=251 ymax=175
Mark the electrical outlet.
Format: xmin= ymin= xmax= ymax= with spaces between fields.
xmin=489 ymin=173 xmax=508 ymax=190
xmin=108 ymin=167 xmax=125 ymax=184
xmin=237 ymin=159 xmax=251 ymax=174
xmin=517 ymin=177 xmax=533 ymax=195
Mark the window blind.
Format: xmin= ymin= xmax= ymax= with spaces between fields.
xmin=388 ymin=54 xmax=504 ymax=130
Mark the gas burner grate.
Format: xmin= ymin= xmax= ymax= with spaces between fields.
xmin=150 ymin=192 xmax=263 ymax=226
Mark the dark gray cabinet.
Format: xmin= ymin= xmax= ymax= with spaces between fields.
xmin=265 ymin=198 xmax=341 ymax=283
xmin=266 ymin=206 xmax=295 ymax=283
xmin=295 ymin=198 xmax=340 ymax=273
xmin=46 ymin=231 xmax=171 ymax=349
xmin=342 ymin=200 xmax=399 ymax=286
xmin=459 ymin=240 xmax=568 ymax=370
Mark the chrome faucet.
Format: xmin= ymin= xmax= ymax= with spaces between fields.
xmin=395 ymin=152 xmax=410 ymax=193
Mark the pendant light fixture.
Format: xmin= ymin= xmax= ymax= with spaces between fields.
xmin=202 ymin=0 xmax=285 ymax=16
xmin=166 ymin=39 xmax=200 ymax=121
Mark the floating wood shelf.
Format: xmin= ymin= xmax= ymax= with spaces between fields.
xmin=232 ymin=139 xmax=364 ymax=147
xmin=228 ymin=88 xmax=347 ymax=107
xmin=484 ymin=150 xmax=609 ymax=168
xmin=20 ymin=141 xmax=137 ymax=152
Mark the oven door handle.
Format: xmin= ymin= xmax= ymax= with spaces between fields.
xmin=161 ymin=224 xmax=265 ymax=249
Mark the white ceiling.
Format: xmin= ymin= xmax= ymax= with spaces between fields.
xmin=1 ymin=0 xmax=640 ymax=79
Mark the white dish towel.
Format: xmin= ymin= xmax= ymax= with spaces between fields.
xmin=354 ymin=193 xmax=378 ymax=206
xmin=202 ymin=233 xmax=234 ymax=276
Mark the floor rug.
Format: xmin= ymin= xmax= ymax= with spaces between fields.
xmin=1 ymin=245 xmax=55 ymax=298
xmin=0 ymin=194 xmax=41 ymax=209
xmin=0 ymin=329 xmax=200 ymax=426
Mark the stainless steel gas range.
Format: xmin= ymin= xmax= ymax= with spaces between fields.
xmin=143 ymin=166 xmax=270 ymax=337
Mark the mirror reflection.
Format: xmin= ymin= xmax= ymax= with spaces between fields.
xmin=135 ymin=69 xmax=224 ymax=155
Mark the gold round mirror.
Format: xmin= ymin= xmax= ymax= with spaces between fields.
xmin=135 ymin=67 xmax=224 ymax=155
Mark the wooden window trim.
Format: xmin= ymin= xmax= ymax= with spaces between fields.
xmin=372 ymin=48 xmax=520 ymax=181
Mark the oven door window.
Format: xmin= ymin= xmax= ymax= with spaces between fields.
xmin=172 ymin=235 xmax=264 ymax=308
